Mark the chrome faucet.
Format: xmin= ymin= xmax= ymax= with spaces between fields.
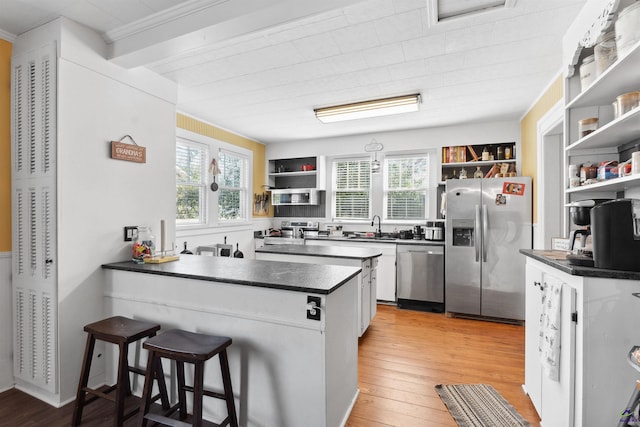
xmin=371 ymin=215 xmax=382 ymax=237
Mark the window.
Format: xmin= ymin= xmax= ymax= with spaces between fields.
xmin=332 ymin=158 xmax=371 ymax=220
xmin=384 ymin=155 xmax=429 ymax=220
xmin=176 ymin=140 xmax=207 ymax=225
xmin=217 ymin=149 xmax=248 ymax=222
xmin=176 ymin=129 xmax=252 ymax=228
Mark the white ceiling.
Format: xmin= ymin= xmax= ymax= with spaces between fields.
xmin=0 ymin=0 xmax=587 ymax=143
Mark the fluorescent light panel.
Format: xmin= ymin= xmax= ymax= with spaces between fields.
xmin=315 ymin=94 xmax=421 ymax=123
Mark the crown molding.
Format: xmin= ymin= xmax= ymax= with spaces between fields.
xmin=0 ymin=28 xmax=16 ymax=43
xmin=104 ymin=0 xmax=229 ymax=43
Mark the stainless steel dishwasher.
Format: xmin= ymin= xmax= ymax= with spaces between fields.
xmin=396 ymin=244 xmax=444 ymax=312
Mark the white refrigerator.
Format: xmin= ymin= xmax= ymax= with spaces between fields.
xmin=445 ymin=177 xmax=532 ymax=321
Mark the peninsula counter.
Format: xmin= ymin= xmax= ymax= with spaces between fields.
xmin=102 ymin=255 xmax=361 ymax=427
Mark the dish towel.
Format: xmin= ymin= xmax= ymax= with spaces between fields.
xmin=539 ymin=281 xmax=562 ymax=381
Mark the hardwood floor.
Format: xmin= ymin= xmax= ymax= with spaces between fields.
xmin=346 ymin=305 xmax=541 ymax=426
xmin=0 ymin=305 xmax=540 ymax=426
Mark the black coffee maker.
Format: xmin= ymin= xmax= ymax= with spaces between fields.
xmin=591 ymin=199 xmax=640 ymax=271
xmin=566 ymin=200 xmax=598 ymax=267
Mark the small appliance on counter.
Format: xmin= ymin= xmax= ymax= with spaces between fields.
xmin=591 ymin=199 xmax=640 ymax=272
xmin=398 ymin=229 xmax=413 ymax=240
xmin=565 ymin=199 xmax=608 ymax=267
xmin=413 ymin=225 xmax=424 ymax=240
xmin=425 ymin=221 xmax=445 ymax=241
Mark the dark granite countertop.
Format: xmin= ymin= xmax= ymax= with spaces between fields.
xmin=256 ymin=244 xmax=382 ymax=259
xmin=102 ymin=255 xmax=361 ymax=295
xmin=520 ymin=249 xmax=640 ymax=280
xmin=303 ymin=236 xmax=445 ymax=246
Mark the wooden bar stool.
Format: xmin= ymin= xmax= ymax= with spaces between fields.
xmin=139 ymin=329 xmax=238 ymax=427
xmin=72 ymin=316 xmax=170 ymax=426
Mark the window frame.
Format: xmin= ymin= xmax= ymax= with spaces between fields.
xmin=176 ymin=128 xmax=253 ymax=231
xmin=382 ymin=154 xmax=430 ymax=223
xmin=331 ymin=156 xmax=372 ymax=222
xmin=176 ymin=138 xmax=208 ymax=227
xmin=217 ymin=148 xmax=250 ymax=224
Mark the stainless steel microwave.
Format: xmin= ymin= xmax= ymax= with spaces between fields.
xmin=271 ymin=189 xmax=320 ymax=205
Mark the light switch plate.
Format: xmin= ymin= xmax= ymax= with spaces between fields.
xmin=124 ymin=226 xmax=138 ymax=242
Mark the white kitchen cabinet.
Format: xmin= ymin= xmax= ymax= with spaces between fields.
xmin=524 ymin=256 xmax=640 ymax=426
xmin=305 ymin=239 xmax=397 ymax=302
xmin=255 ymin=249 xmax=378 ymax=336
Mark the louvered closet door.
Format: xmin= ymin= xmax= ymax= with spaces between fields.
xmin=11 ymin=43 xmax=58 ymax=393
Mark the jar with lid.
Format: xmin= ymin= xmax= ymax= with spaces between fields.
xmin=496 ymin=146 xmax=504 ymax=160
xmin=473 ymin=166 xmax=483 ymax=179
xmin=615 ymin=1 xmax=640 ymax=59
xmin=616 ymin=91 xmax=640 ymax=116
xmin=132 ymin=226 xmax=155 ymax=263
xmin=481 ymin=146 xmax=490 ymax=161
xmin=594 ymin=31 xmax=617 ymax=76
xmin=578 ymin=117 xmax=598 ymax=138
xmin=568 ymin=164 xmax=580 ymax=188
xmin=580 ymin=55 xmax=596 ymax=92
xmin=504 ymin=145 xmax=512 ymax=160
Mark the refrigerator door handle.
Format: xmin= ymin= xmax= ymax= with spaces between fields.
xmin=482 ymin=204 xmax=488 ymax=262
xmin=475 ymin=204 xmax=481 ymax=262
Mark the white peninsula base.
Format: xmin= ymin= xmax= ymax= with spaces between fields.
xmin=102 ymin=257 xmax=359 ymax=427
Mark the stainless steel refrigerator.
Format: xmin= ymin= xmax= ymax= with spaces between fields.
xmin=445 ymin=177 xmax=532 ymax=321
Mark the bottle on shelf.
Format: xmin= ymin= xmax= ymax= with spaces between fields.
xmin=496 ymin=145 xmax=504 ymax=160
xmin=505 ymin=145 xmax=512 ymax=160
xmin=459 ymin=168 xmax=467 ymax=179
xmin=474 ymin=166 xmax=483 ymax=179
xmin=482 ymin=146 xmax=490 ymax=161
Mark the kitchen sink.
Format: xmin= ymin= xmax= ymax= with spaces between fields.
xmin=346 ymin=234 xmax=397 ymax=240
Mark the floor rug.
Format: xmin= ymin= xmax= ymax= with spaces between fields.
xmin=435 ymin=384 xmax=531 ymax=427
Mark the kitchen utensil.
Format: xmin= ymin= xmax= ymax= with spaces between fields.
xmin=210 ymin=175 xmax=219 ymax=191
xmin=180 ymin=241 xmax=193 ymax=255
xmin=233 ymin=243 xmax=244 ymax=258
xmin=220 ymin=236 xmax=231 ymax=256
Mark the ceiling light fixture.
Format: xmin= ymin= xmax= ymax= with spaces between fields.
xmin=314 ymin=94 xmax=421 ymax=123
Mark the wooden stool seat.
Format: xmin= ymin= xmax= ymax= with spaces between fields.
xmin=140 ymin=329 xmax=238 ymax=427
xmin=72 ymin=316 xmax=169 ymax=426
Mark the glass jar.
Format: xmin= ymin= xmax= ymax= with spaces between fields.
xmin=580 ymin=55 xmax=596 ymax=92
xmin=132 ymin=226 xmax=155 ymax=263
xmin=617 ymin=91 xmax=640 ymax=116
xmin=496 ymin=146 xmax=504 ymax=160
xmin=595 ymin=31 xmax=617 ymax=76
xmin=474 ymin=166 xmax=483 ymax=179
xmin=578 ymin=117 xmax=598 ymax=138
xmin=504 ymin=145 xmax=512 ymax=160
xmin=459 ymin=168 xmax=467 ymax=179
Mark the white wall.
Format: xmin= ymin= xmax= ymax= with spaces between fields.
xmin=12 ymin=18 xmax=178 ymax=405
xmin=0 ymin=252 xmax=12 ymax=392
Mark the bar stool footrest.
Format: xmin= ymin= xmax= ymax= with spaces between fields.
xmin=182 ymin=384 xmax=227 ymax=401
xmin=144 ymin=412 xmax=192 ymax=427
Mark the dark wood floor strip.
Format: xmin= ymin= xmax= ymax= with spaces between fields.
xmin=0 ymin=305 xmax=540 ymax=426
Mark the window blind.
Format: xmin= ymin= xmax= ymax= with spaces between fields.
xmin=176 ymin=141 xmax=206 ymax=224
xmin=333 ymin=158 xmax=371 ymax=220
xmin=218 ymin=150 xmax=248 ymax=221
xmin=384 ymin=155 xmax=428 ymax=220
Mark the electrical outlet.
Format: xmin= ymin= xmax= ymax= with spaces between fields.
xmin=307 ymin=296 xmax=321 ymax=321
xmin=124 ymin=226 xmax=138 ymax=242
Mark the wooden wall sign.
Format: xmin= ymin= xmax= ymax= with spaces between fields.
xmin=111 ymin=139 xmax=146 ymax=163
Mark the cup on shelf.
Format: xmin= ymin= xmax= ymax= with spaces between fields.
xmin=632 ymin=152 xmax=640 ymax=175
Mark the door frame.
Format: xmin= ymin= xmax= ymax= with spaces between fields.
xmin=536 ymin=100 xmax=564 ymax=249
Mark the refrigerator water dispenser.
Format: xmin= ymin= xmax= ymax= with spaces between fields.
xmin=452 ymin=219 xmax=475 ymax=246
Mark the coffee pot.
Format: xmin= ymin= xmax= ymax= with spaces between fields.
xmin=413 ymin=225 xmax=424 ymax=239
